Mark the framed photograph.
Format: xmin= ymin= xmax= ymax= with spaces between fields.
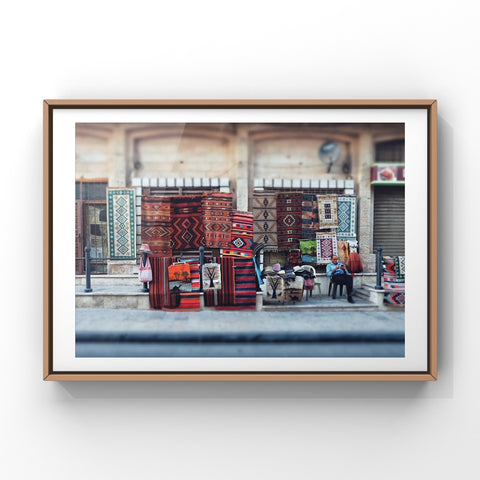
xmin=44 ymin=99 xmax=437 ymax=381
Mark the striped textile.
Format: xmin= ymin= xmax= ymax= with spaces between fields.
xmin=301 ymin=193 xmax=319 ymax=239
xmin=190 ymin=263 xmax=201 ymax=291
xmin=253 ymin=193 xmax=278 ymax=250
xmin=317 ymin=195 xmax=338 ymax=230
xmin=177 ymin=293 xmax=201 ymax=311
xmin=141 ymin=196 xmax=172 ymax=256
xmin=223 ymin=211 xmax=254 ymax=258
xmin=276 ymin=193 xmax=302 ymax=250
xmin=170 ymin=195 xmax=205 ymax=250
xmin=232 ymin=258 xmax=257 ymax=309
xmin=218 ymin=256 xmax=236 ymax=306
xmin=202 ymin=192 xmax=233 ymax=248
xmin=149 ymin=256 xmax=175 ymax=309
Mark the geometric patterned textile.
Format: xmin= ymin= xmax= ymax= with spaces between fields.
xmin=277 ymin=193 xmax=302 ymax=250
xmin=337 ymin=195 xmax=357 ymax=239
xmin=317 ymin=195 xmax=339 ymax=230
xmin=301 ymin=193 xmax=319 ymax=239
xmin=141 ymin=196 xmax=172 ymax=256
xmin=170 ymin=195 xmax=205 ymax=251
xmin=107 ymin=188 xmax=136 ymax=259
xmin=383 ymin=257 xmax=396 ymax=275
xmin=384 ymin=281 xmax=406 ymax=292
xmin=253 ymin=193 xmax=278 ymax=250
xmin=337 ymin=240 xmax=350 ymax=265
xmin=232 ymin=258 xmax=257 ymax=309
xmin=202 ymin=192 xmax=233 ymax=249
xmin=223 ymin=211 xmax=254 ymax=258
xmin=316 ymin=232 xmax=338 ymax=265
xmin=395 ymin=256 xmax=406 ymax=282
xmin=384 ymin=291 xmax=406 ymax=306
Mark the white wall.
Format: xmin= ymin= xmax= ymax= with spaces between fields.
xmin=0 ymin=1 xmax=473 ymax=479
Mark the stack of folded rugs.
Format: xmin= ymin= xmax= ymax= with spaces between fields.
xmin=383 ymin=256 xmax=405 ymax=306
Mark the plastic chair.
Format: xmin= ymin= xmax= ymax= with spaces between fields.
xmin=328 ymin=278 xmax=344 ymax=298
xmin=302 ymin=265 xmax=320 ymax=298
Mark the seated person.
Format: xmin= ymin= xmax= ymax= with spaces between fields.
xmin=326 ymin=254 xmax=355 ymax=303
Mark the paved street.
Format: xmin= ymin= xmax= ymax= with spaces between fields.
xmin=76 ymin=308 xmax=405 ymax=358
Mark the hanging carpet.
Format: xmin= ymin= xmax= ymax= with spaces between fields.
xmin=317 ymin=195 xmax=339 ymax=230
xmin=229 ymin=257 xmax=257 ymax=309
xmin=170 ymin=195 xmax=205 ymax=250
xmin=202 ymin=192 xmax=233 ymax=249
xmin=395 ymin=255 xmax=406 ymax=282
xmin=141 ymin=196 xmax=172 ymax=256
xmin=107 ymin=188 xmax=136 ymax=259
xmin=301 ymin=193 xmax=320 ymax=239
xmin=223 ymin=211 xmax=254 ymax=258
xmin=149 ymin=256 xmax=176 ymax=310
xmin=253 ymin=193 xmax=278 ymax=250
xmin=337 ymin=195 xmax=357 ymax=239
xmin=202 ymin=262 xmax=222 ymax=290
xmin=264 ymin=275 xmax=285 ymax=304
xmin=276 ymin=192 xmax=302 ymax=250
xmin=204 ymin=256 xmax=236 ymax=307
xmin=316 ymin=232 xmax=338 ymax=264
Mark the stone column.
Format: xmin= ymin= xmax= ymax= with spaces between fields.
xmin=107 ymin=125 xmax=136 ymax=274
xmin=235 ymin=125 xmax=250 ymax=211
xmin=357 ymin=132 xmax=376 ymax=273
xmin=109 ymin=125 xmax=128 ymax=188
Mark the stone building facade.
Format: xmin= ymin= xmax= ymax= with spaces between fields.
xmin=75 ymin=122 xmax=405 ymax=275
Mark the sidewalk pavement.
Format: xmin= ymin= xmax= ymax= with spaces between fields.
xmin=76 ymin=308 xmax=405 ymax=358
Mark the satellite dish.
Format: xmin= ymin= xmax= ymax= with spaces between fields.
xmin=319 ymin=141 xmax=341 ymax=173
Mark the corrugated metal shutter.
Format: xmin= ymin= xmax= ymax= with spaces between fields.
xmin=373 ymin=186 xmax=405 ymax=256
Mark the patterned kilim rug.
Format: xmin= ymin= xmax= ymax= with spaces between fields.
xmin=170 ymin=195 xmax=205 ymax=250
xmin=141 ymin=196 xmax=172 ymax=256
xmin=316 ymin=232 xmax=338 ymax=264
xmin=223 ymin=211 xmax=254 ymax=258
xmin=107 ymin=188 xmax=136 ymax=259
xmin=229 ymin=257 xmax=257 ymax=309
xmin=337 ymin=195 xmax=357 ymax=239
xmin=149 ymin=256 xmax=175 ymax=310
xmin=301 ymin=193 xmax=320 ymax=239
xmin=253 ymin=193 xmax=278 ymax=250
xmin=276 ymin=193 xmax=302 ymax=250
xmin=202 ymin=192 xmax=233 ymax=248
xmin=317 ymin=195 xmax=339 ymax=230
xmin=384 ymin=291 xmax=406 ymax=306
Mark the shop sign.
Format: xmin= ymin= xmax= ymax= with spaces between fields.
xmin=371 ymin=164 xmax=405 ymax=184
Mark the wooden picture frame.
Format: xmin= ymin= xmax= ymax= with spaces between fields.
xmin=44 ymin=99 xmax=437 ymax=381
